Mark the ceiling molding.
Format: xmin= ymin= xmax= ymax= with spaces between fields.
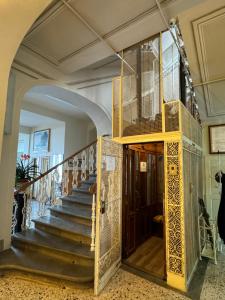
xmin=21 ymin=44 xmax=59 ymax=66
xmin=11 ymin=66 xmax=39 ymax=80
xmin=13 ymin=60 xmax=55 ymax=80
xmin=193 ymin=6 xmax=225 ymax=117
xmin=58 ymin=39 xmax=99 ymax=63
xmin=92 ymin=57 xmax=119 ymax=70
xmin=67 ymin=74 xmax=118 ymax=86
xmin=77 ymin=80 xmax=112 ymax=90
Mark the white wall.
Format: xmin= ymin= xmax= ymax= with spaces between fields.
xmin=21 ymin=101 xmax=97 ymax=158
xmin=202 ymin=123 xmax=225 ymax=220
xmin=30 ymin=124 xmax=65 ymax=157
xmin=17 ymin=132 xmax=30 ymax=156
xmin=77 ymin=81 xmax=112 ymax=120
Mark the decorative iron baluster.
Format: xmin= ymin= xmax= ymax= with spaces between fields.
xmin=50 ymin=167 xmax=61 ymax=206
xmin=62 ymin=163 xmax=69 ymax=195
xmin=21 ymin=192 xmax=27 ymax=231
xmin=37 ymin=177 xmax=49 ymax=216
xmin=25 ymin=187 xmax=32 ymax=229
xmin=73 ymin=155 xmax=81 ymax=188
xmin=11 ymin=197 xmax=18 ymax=234
xmin=81 ymin=149 xmax=88 ymax=181
xmin=89 ymin=144 xmax=96 ymax=175
xmin=91 ymin=192 xmax=96 ymax=251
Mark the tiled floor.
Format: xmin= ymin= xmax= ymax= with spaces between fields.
xmin=0 ymin=254 xmax=223 ymax=300
xmin=0 ymin=269 xmax=188 ymax=300
xmin=200 ymin=252 xmax=225 ymax=300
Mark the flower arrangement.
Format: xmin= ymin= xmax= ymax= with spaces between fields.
xmin=16 ymin=154 xmax=39 ymax=188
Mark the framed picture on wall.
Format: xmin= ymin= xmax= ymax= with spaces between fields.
xmin=209 ymin=124 xmax=225 ymax=154
xmin=33 ymin=129 xmax=50 ymax=152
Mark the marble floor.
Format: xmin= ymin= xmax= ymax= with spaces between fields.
xmin=0 ymin=254 xmax=223 ymax=300
xmin=200 ymin=252 xmax=225 ymax=300
xmin=0 ymin=269 xmax=188 ymax=300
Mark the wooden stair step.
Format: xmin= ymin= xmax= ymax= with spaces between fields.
xmin=33 ymin=216 xmax=91 ymax=244
xmin=0 ymin=247 xmax=93 ymax=284
xmin=12 ymin=229 xmax=94 ymax=263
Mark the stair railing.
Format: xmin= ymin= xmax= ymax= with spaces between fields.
xmin=12 ymin=140 xmax=97 ymax=234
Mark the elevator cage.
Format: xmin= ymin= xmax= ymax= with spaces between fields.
xmin=112 ymin=31 xmax=199 ymax=140
xmin=103 ymin=31 xmax=203 ymax=294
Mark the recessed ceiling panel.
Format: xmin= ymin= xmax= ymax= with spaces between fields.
xmin=200 ymin=11 xmax=225 ymax=80
xmin=69 ymin=0 xmax=156 ymax=36
xmin=23 ymin=6 xmax=97 ymax=63
xmin=193 ymin=7 xmax=225 ymax=118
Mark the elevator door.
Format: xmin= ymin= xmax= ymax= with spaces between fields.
xmin=122 ymin=145 xmax=158 ymax=258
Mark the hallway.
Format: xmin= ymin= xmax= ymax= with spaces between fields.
xmin=0 ymin=255 xmax=223 ymax=300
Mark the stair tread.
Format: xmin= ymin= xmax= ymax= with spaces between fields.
xmin=73 ymin=187 xmax=92 ymax=194
xmin=0 ymin=247 xmax=93 ymax=283
xmin=33 ymin=216 xmax=91 ymax=238
xmin=62 ymin=195 xmax=92 ymax=206
xmin=50 ymin=205 xmax=91 ymax=220
xmin=13 ymin=229 xmax=93 ymax=259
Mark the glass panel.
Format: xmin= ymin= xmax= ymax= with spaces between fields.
xmin=112 ymin=77 xmax=120 ymax=137
xmin=122 ymin=36 xmax=161 ymax=136
xmin=165 ymin=101 xmax=179 ymax=132
xmin=180 ymin=102 xmax=191 ymax=139
xmin=162 ymin=30 xmax=180 ymax=102
xmin=180 ymin=102 xmax=202 ymax=146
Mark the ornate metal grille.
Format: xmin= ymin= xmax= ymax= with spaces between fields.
xmin=94 ymin=137 xmax=123 ymax=295
xmin=165 ymin=141 xmax=185 ymax=276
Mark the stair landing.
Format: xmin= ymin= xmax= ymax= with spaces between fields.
xmin=0 ymin=247 xmax=93 ymax=284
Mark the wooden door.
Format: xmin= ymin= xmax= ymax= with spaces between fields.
xmin=123 ymin=145 xmax=159 ymax=258
xmin=123 ymin=146 xmax=139 ymax=257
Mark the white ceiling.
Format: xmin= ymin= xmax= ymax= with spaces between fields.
xmin=22 ymin=0 xmax=157 ymax=70
xmin=20 ymin=110 xmax=65 ymax=128
xmin=13 ymin=0 xmax=225 ymax=124
xmin=14 ymin=0 xmax=205 ymax=82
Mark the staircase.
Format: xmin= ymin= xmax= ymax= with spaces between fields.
xmin=0 ymin=143 xmax=97 ymax=286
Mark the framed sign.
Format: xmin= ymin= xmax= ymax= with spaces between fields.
xmin=209 ymin=124 xmax=225 ymax=154
xmin=33 ymin=129 xmax=50 ymax=152
xmin=140 ymin=161 xmax=147 ymax=172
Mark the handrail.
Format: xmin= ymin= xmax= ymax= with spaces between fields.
xmin=18 ymin=139 xmax=97 ymax=192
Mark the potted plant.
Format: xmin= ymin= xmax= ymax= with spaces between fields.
xmin=14 ymin=154 xmax=39 ymax=232
xmin=15 ymin=154 xmax=39 ymax=188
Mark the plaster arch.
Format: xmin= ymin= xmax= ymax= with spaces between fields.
xmin=0 ymin=0 xmax=53 ymax=156
xmin=24 ymin=82 xmax=112 ymax=136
